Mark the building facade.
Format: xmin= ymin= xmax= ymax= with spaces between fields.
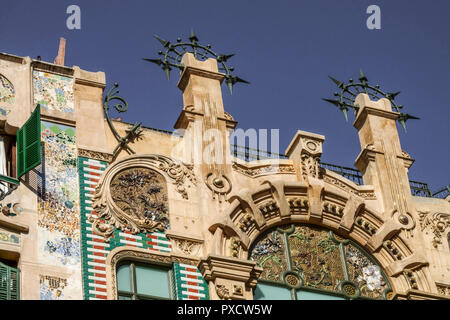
xmin=0 ymin=48 xmax=449 ymax=300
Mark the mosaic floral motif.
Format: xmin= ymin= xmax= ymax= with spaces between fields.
xmin=345 ymin=244 xmax=387 ymax=298
xmin=250 ymin=224 xmax=390 ymax=299
xmin=110 ymin=167 xmax=170 ymax=231
xmin=0 ymin=230 xmax=20 ymax=245
xmin=0 ymin=74 xmax=15 ymax=116
xmin=44 ymin=237 xmax=81 ymax=265
xmin=39 ymin=275 xmax=68 ymax=300
xmin=288 ymin=226 xmax=344 ymax=292
xmin=250 ymin=230 xmax=288 ymax=282
xmin=33 ymin=71 xmax=74 ymax=114
xmin=38 ymin=121 xmax=80 ymax=266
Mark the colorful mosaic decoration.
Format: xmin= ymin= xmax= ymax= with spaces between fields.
xmin=288 ymin=225 xmax=345 ymax=292
xmin=250 ymin=230 xmax=288 ymax=282
xmin=345 ymin=244 xmax=388 ymax=298
xmin=0 ymin=230 xmax=20 ymax=245
xmin=79 ymin=158 xmax=207 ymax=300
xmin=172 ymin=263 xmax=209 ymax=300
xmin=38 ymin=121 xmax=80 ymax=267
xmin=0 ymin=74 xmax=15 ymax=116
xmin=33 ymin=71 xmax=74 ymax=114
xmin=39 ymin=275 xmax=68 ymax=300
xmin=250 ymin=224 xmax=391 ymax=300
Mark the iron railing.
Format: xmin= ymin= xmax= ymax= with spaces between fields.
xmin=319 ymin=162 xmax=364 ymax=185
xmin=96 ymin=119 xmax=448 ymax=200
xmin=0 ymin=175 xmax=20 ymax=202
xmin=409 ymin=180 xmax=433 ymax=197
xmin=432 ymin=186 xmax=450 ymax=199
xmin=230 ymin=144 xmax=288 ymax=162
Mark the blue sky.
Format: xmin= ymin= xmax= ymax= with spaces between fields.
xmin=1 ymin=0 xmax=449 ymax=191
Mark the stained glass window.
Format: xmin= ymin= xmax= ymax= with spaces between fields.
xmin=250 ymin=224 xmax=392 ymax=300
xmin=116 ymin=261 xmax=172 ymax=300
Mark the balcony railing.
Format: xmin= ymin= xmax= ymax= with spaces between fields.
xmin=230 ymin=144 xmax=288 ymax=162
xmin=319 ymin=162 xmax=364 ymax=186
xmin=96 ymin=120 xmax=449 ymax=201
xmin=432 ymin=186 xmax=450 ymax=199
xmin=0 ymin=175 xmax=20 ymax=202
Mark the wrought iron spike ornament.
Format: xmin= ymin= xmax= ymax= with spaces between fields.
xmin=323 ymin=70 xmax=419 ymax=132
xmin=143 ymin=29 xmax=249 ymax=94
xmin=103 ymin=83 xmax=143 ymax=159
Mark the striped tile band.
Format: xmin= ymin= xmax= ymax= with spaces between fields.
xmin=78 ymin=156 xmax=208 ymax=300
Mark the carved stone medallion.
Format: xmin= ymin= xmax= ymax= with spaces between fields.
xmin=110 ymin=168 xmax=169 ymax=230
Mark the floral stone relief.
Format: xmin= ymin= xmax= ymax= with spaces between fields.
xmin=90 ymin=167 xmax=170 ymax=240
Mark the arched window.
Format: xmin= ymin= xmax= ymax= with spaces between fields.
xmin=250 ymin=224 xmax=392 ymax=300
xmin=116 ymin=261 xmax=172 ymax=300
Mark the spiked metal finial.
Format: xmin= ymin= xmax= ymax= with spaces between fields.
xmin=323 ymin=72 xmax=419 ymax=131
xmin=144 ymin=29 xmax=249 ymax=94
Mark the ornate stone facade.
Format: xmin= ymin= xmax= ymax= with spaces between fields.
xmin=0 ymin=49 xmax=449 ymax=301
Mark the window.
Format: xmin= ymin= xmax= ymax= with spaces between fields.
xmin=0 ymin=104 xmax=41 ymax=198
xmin=250 ymin=224 xmax=392 ymax=300
xmin=116 ymin=261 xmax=172 ymax=300
xmin=0 ymin=260 xmax=20 ymax=300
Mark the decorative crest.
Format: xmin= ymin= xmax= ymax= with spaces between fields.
xmin=143 ymin=29 xmax=249 ymax=94
xmin=323 ymin=70 xmax=419 ymax=132
xmin=103 ymin=83 xmax=143 ymax=159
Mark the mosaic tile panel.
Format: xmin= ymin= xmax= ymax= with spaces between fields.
xmin=39 ymin=275 xmax=68 ymax=300
xmin=288 ymin=226 xmax=345 ymax=292
xmin=0 ymin=74 xmax=15 ymax=116
xmin=38 ymin=121 xmax=80 ymax=268
xmin=79 ymin=157 xmax=109 ymax=300
xmin=172 ymin=263 xmax=209 ymax=300
xmin=250 ymin=229 xmax=288 ymax=282
xmin=345 ymin=244 xmax=387 ymax=299
xmin=33 ymin=71 xmax=74 ymax=114
xmin=250 ymin=224 xmax=390 ymax=299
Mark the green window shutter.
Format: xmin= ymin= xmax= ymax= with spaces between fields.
xmin=0 ymin=262 xmax=20 ymax=300
xmin=0 ymin=263 xmax=7 ymax=300
xmin=17 ymin=104 xmax=41 ymax=178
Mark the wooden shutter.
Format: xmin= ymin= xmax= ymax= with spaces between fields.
xmin=0 ymin=262 xmax=20 ymax=300
xmin=17 ymin=104 xmax=41 ymax=178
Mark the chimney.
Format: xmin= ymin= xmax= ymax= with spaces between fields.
xmin=54 ymin=37 xmax=66 ymax=66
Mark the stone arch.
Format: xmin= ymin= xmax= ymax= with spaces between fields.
xmin=249 ymin=223 xmax=393 ymax=299
xmin=208 ymin=177 xmax=433 ymax=297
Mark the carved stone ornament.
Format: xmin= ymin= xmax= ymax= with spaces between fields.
xmin=91 ymin=154 xmax=197 ymax=241
xmin=323 ymin=174 xmax=376 ymax=199
xmin=232 ymin=162 xmax=296 ymax=178
xmin=78 ymin=148 xmax=114 ymax=163
xmin=418 ymin=211 xmax=450 ymax=248
xmin=166 ymin=232 xmax=204 ymax=256
xmin=215 ymin=284 xmax=230 ymax=300
xmin=205 ymin=173 xmax=232 ymax=202
xmin=301 ymin=153 xmax=320 ymax=179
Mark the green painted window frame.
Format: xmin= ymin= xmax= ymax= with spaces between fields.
xmin=117 ymin=261 xmax=173 ymax=300
xmin=0 ymin=261 xmax=20 ymax=300
xmin=251 ymin=224 xmax=393 ymax=300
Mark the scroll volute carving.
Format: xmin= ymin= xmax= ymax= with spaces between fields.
xmin=91 ymin=155 xmax=194 ymax=241
xmin=91 ymin=167 xmax=169 ymax=241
